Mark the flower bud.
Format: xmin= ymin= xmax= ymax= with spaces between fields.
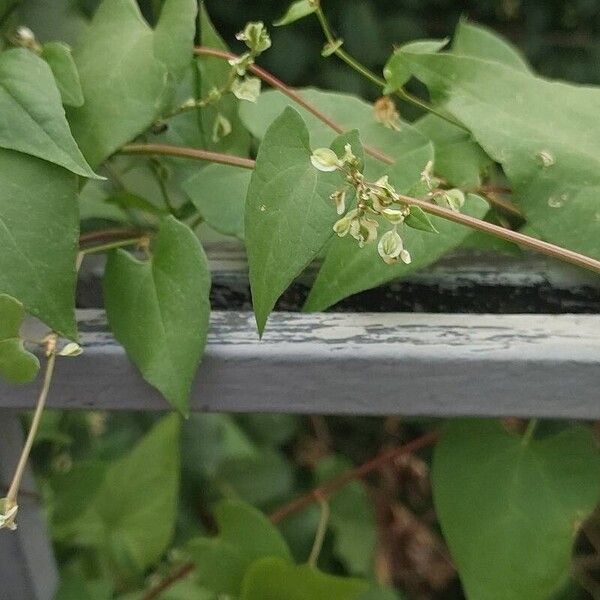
xmin=330 ymin=189 xmax=347 ymax=215
xmin=212 ymin=113 xmax=232 ymax=143
xmin=374 ymin=96 xmax=402 ymax=131
xmin=59 ymin=342 xmax=83 ymax=357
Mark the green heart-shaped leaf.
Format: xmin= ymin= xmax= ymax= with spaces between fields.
xmin=241 ymin=557 xmax=369 ymax=600
xmin=433 ymin=420 xmax=600 ymax=600
xmin=245 ymin=106 xmax=363 ymax=334
xmin=187 ymin=500 xmax=292 ymax=596
xmin=103 ymin=216 xmax=211 ymax=415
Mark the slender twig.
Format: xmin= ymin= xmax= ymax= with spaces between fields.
xmin=115 ymin=142 xmax=600 ymax=274
xmin=395 ymin=191 xmax=600 ymax=275
xmin=270 ymin=430 xmax=439 ymax=524
xmin=80 ymin=238 xmax=145 ymax=257
xmin=194 ymin=46 xmax=393 ymax=166
xmin=140 ymin=430 xmax=438 ymax=598
xmin=4 ymin=336 xmax=58 ymax=521
xmin=79 ymin=228 xmax=146 ymax=246
xmin=193 ymin=46 xmax=522 ymax=218
xmin=307 ymin=495 xmax=330 ymax=568
xmin=521 ymin=419 xmax=538 ymax=446
xmin=314 ymin=6 xmax=468 ymax=131
xmin=121 ymin=143 xmax=256 ymax=169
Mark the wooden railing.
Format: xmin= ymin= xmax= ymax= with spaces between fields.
xmin=1 ymin=247 xmax=598 ymax=599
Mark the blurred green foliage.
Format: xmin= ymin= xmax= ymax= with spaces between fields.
xmin=15 ymin=0 xmax=600 ymax=96
xmin=202 ymin=0 xmax=600 ymax=94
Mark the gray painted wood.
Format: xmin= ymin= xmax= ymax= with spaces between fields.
xmin=2 ymin=310 xmax=599 ymax=418
xmin=0 ymin=412 xmax=58 ymax=600
xmin=78 ymin=247 xmax=600 ymax=314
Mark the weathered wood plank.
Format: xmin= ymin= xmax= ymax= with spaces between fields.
xmin=78 ymin=247 xmax=600 ymax=313
xmin=0 ymin=412 xmax=58 ymax=600
xmin=2 ymin=310 xmax=599 ymax=419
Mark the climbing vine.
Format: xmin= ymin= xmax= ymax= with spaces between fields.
xmin=0 ymin=0 xmax=599 ymax=598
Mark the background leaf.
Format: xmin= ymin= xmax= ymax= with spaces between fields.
xmin=183 ymin=163 xmax=251 ymax=239
xmin=241 ymin=557 xmax=369 ymax=600
xmin=41 ymin=42 xmax=84 ymax=107
xmin=93 ymin=414 xmax=181 ymax=572
xmin=0 ymin=294 xmax=40 ymax=384
xmin=0 ymin=48 xmax=95 ymax=177
xmin=433 ymin=420 xmax=600 ymax=600
xmin=191 ymin=4 xmax=251 ymax=155
xmin=401 ymin=40 xmax=600 ymax=260
xmin=316 ymin=456 xmax=377 ymax=575
xmin=0 ymin=151 xmax=79 ymax=338
xmin=103 ymin=216 xmax=211 ymax=414
xmin=67 ymin=0 xmax=196 ymax=168
xmin=186 ymin=499 xmax=292 ymax=596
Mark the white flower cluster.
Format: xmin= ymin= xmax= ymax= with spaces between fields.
xmin=228 ymin=22 xmax=272 ymax=103
xmin=311 ymin=144 xmax=412 ymax=265
xmin=0 ymin=499 xmax=18 ymax=531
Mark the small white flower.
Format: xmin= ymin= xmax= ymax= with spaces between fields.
xmin=231 ymin=77 xmax=261 ymax=102
xmin=16 ymin=26 xmax=35 ymax=44
xmin=311 ymin=148 xmax=341 ymax=172
xmin=59 ymin=342 xmax=83 ymax=357
xmin=333 ymin=209 xmax=358 ymax=237
xmin=236 ymin=22 xmax=271 ymax=54
xmin=342 ymin=143 xmax=356 ymax=166
xmin=0 ymin=500 xmax=18 ymax=531
xmin=536 ymin=150 xmax=555 ymax=168
xmin=378 ymin=229 xmax=403 ymax=264
xmin=350 ymin=215 xmax=379 ymax=247
xmin=228 ymin=52 xmax=253 ymax=76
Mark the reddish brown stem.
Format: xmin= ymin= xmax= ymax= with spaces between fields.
xmin=114 ymin=141 xmax=600 ymax=274
xmin=195 ymin=46 xmax=406 ymax=168
xmin=270 ymin=430 xmax=440 ymax=524
xmin=396 ymin=192 xmax=600 ymax=275
xmin=121 ymin=143 xmax=256 ymax=169
xmin=139 ymin=431 xmax=438 ymax=599
xmin=194 ymin=45 xmax=523 ymax=219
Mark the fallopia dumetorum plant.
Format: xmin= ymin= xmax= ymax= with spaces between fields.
xmin=0 ymin=1 xmax=599 ymax=599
